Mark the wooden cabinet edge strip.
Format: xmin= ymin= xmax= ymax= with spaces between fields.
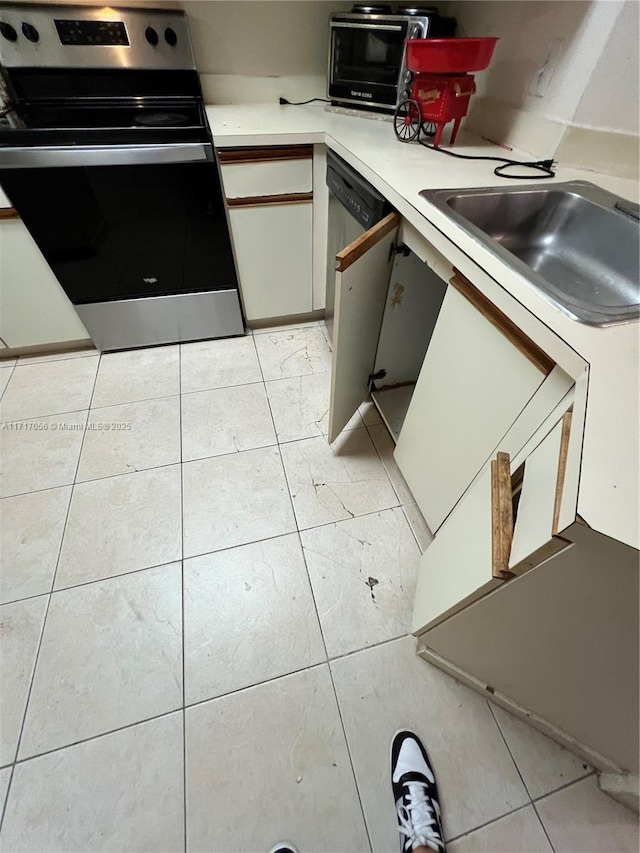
xmin=226 ymin=192 xmax=313 ymax=208
xmin=335 ymin=211 xmax=401 ymax=273
xmin=218 ymin=145 xmax=314 ymax=164
xmin=491 ymin=451 xmax=514 ymax=580
xmin=552 ymin=408 xmax=573 ymax=535
xmin=450 ymin=269 xmax=555 ymax=375
xmin=0 ymin=208 xmax=19 ymax=220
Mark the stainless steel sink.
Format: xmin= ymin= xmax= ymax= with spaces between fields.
xmin=421 ymin=181 xmax=640 ymax=326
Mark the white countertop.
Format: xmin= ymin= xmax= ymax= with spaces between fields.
xmin=207 ymin=103 xmax=640 ymax=551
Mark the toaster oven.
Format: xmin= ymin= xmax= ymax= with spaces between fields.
xmin=328 ymin=4 xmax=456 ymax=111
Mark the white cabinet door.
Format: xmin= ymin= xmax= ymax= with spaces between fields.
xmin=394 ymin=270 xmax=553 ymax=533
xmin=327 ymin=212 xmax=400 ymax=442
xmin=229 ymin=201 xmax=313 ymax=322
xmin=0 ymin=215 xmax=89 ymax=349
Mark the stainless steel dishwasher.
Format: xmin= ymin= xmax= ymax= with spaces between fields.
xmin=325 ymin=149 xmax=390 ymax=341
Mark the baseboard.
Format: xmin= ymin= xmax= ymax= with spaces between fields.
xmin=0 ymin=339 xmax=94 ymax=360
xmin=247 ymin=310 xmax=325 ymax=331
xmin=598 ymin=773 xmax=640 ymax=814
xmin=416 ymin=642 xmax=626 ymax=774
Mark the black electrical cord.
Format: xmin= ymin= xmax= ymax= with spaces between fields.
xmin=418 ymin=137 xmax=556 ymax=179
xmin=279 ymin=97 xmax=331 ymax=106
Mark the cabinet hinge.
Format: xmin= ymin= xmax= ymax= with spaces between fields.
xmin=389 ymin=242 xmax=410 ymax=261
xmin=368 ymin=369 xmax=386 ymax=388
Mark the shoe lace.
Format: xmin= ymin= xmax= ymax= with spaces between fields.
xmin=397 ymin=780 xmax=442 ymax=852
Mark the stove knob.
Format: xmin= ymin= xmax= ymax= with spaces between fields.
xmin=409 ymin=23 xmax=424 ymax=38
xmin=145 ymin=26 xmax=158 ymax=46
xmin=164 ymin=27 xmax=177 ymax=46
xmin=0 ymin=22 xmax=18 ymax=42
xmin=402 ymin=69 xmax=413 ymax=85
xmin=400 ymin=89 xmax=411 ymax=102
xmin=22 ymin=22 xmax=39 ymax=42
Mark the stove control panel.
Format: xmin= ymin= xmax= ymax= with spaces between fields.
xmin=0 ymin=4 xmax=193 ymax=69
xmin=54 ymin=19 xmax=129 ymax=47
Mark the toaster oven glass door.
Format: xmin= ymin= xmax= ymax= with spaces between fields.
xmin=330 ymin=21 xmax=408 ymax=106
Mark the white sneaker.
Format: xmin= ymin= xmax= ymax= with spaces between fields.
xmin=391 ymin=730 xmax=445 ymax=853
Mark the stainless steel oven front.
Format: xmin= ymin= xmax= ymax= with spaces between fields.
xmin=327 ymin=9 xmax=455 ymax=111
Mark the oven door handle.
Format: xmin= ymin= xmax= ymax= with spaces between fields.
xmin=0 ymin=143 xmax=214 ymax=169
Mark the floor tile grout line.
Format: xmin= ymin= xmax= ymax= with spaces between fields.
xmin=445 ymin=801 xmax=533 ymax=845
xmin=364 ymin=421 xmax=411 ymax=509
xmin=531 ymin=800 xmax=557 ymax=853
xmin=0 ymin=357 xmax=101 ymax=424
xmin=6 ymin=706 xmax=184 ymax=769
xmin=178 ymin=343 xmax=188 ymax=853
xmin=251 ymin=333 xmax=301 ymax=537
xmin=0 ymin=762 xmax=15 ymax=831
xmin=1 ymin=506 xmax=409 ymax=607
xmin=325 ymin=657 xmax=374 ymax=853
xmin=181 ymin=378 xmax=267 ymax=399
xmin=0 ymin=353 xmax=102 ymax=830
xmin=0 ymin=558 xmax=183 ymax=606
xmin=8 ymin=662 xmax=331 ymax=769
xmin=0 ymin=361 xmax=18 ymax=403
xmin=2 ymin=626 xmax=483 ymax=775
xmin=484 ymin=701 xmax=595 ymax=811
xmin=0 ymin=353 xmax=103 ymax=833
xmin=293 ymin=494 xmax=374 ymax=853
xmin=1 ymin=418 xmax=376 ymax=501
xmin=1 ymin=458 xmax=181 ymax=501
xmin=531 ymin=769 xmax=597 ymax=804
xmin=485 ymin=698 xmax=568 ymax=851
xmin=487 ymin=701 xmax=534 ymax=802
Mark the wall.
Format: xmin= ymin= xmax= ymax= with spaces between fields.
xmin=446 ymin=0 xmax=639 ymax=177
xmin=180 ymin=1 xmax=343 ymax=104
xmin=572 ymin=0 xmax=639 ymax=133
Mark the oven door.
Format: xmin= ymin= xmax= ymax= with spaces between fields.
xmin=0 ymin=143 xmax=239 ymax=306
xmin=328 ymin=20 xmax=408 ymax=109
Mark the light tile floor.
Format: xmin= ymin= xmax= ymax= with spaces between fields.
xmin=0 ymin=324 xmax=638 ymax=853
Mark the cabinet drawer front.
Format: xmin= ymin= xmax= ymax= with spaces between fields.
xmin=229 ymin=202 xmax=313 ymax=322
xmin=220 ymin=155 xmax=312 ymax=200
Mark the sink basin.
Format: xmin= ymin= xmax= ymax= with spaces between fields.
xmin=421 ymin=181 xmax=640 ymax=326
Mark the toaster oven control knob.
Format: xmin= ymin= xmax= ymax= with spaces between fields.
xmin=22 ymin=22 xmax=39 ymax=42
xmin=145 ymin=26 xmax=159 ymax=46
xmin=0 ymin=22 xmax=18 ymax=42
xmin=164 ymin=27 xmax=177 ymax=46
xmin=409 ymin=23 xmax=424 ymax=38
xmin=402 ymin=69 xmax=413 ymax=85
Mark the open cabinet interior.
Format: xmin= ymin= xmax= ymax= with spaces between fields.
xmin=370 ymin=249 xmax=447 ymax=440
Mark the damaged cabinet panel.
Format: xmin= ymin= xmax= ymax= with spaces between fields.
xmin=394 ymin=274 xmax=553 ymax=534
